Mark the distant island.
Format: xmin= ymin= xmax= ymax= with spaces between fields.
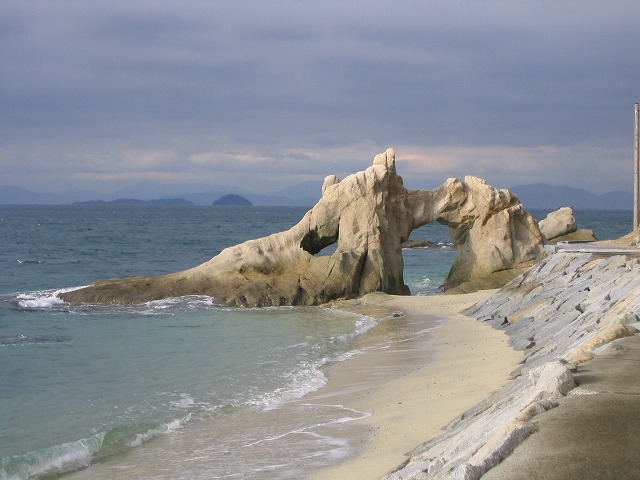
xmin=0 ymin=182 xmax=634 ymax=209
xmin=212 ymin=194 xmax=252 ymax=206
xmin=74 ymin=198 xmax=193 ymax=206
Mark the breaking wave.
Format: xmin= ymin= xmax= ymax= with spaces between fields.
xmin=0 ymin=416 xmax=190 ymax=480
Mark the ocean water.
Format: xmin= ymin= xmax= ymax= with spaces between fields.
xmin=0 ymin=205 xmax=452 ymax=480
xmin=0 ymin=205 xmax=631 ymax=479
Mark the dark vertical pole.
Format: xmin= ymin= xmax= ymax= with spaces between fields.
xmin=635 ymin=103 xmax=639 ymax=230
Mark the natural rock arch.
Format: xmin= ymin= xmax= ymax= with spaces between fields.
xmin=61 ymin=149 xmax=544 ymax=306
xmin=407 ymin=176 xmax=544 ymax=292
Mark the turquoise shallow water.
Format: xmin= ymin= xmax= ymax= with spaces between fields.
xmin=0 ymin=205 xmax=630 ymax=479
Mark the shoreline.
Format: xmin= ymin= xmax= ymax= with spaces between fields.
xmin=305 ymin=290 xmax=522 ymax=480
xmin=60 ymin=291 xmax=489 ymax=480
xmin=61 ymin=249 xmax=640 ymax=479
xmin=381 ymin=249 xmax=640 ymax=479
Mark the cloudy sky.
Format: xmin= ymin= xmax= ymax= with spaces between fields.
xmin=1 ymin=1 xmax=639 ymax=196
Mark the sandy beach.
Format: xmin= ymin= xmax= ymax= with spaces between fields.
xmin=307 ymin=290 xmax=523 ymax=480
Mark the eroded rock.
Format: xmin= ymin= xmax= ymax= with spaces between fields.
xmin=537 ymin=207 xmax=598 ymax=243
xmin=408 ymin=176 xmax=544 ymax=293
xmin=61 ymin=149 xmax=545 ymax=306
xmin=539 ymin=206 xmax=577 ymax=241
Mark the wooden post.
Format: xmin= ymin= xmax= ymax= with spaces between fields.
xmin=635 ymin=103 xmax=639 ymax=230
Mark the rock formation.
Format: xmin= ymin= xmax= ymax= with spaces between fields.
xmin=538 ymin=206 xmax=597 ymax=243
xmin=408 ymin=176 xmax=544 ymax=293
xmin=538 ymin=206 xmax=576 ymax=240
xmin=61 ymin=149 xmax=545 ymax=306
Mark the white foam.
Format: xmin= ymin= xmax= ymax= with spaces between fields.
xmin=127 ymin=415 xmax=190 ymax=448
xmin=170 ymin=393 xmax=195 ymax=410
xmin=353 ymin=315 xmax=377 ymax=336
xmin=259 ymin=367 xmax=329 ymax=411
xmin=244 ymin=404 xmax=370 ymax=448
xmin=415 ymin=276 xmax=433 ymax=288
xmin=335 ymin=314 xmax=377 ymax=344
xmin=17 ymin=295 xmax=64 ymax=309
xmin=333 ymin=349 xmax=365 ymax=362
xmin=4 ymin=433 xmax=105 ymax=479
xmin=138 ymin=295 xmax=218 ymax=315
xmin=16 ymin=286 xmax=87 ymax=309
xmin=252 ymin=312 xmax=378 ymax=411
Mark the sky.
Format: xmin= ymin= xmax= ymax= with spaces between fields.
xmin=1 ymin=0 xmax=639 ymax=196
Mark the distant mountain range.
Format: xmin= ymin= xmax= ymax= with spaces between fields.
xmin=509 ymin=184 xmax=633 ymax=210
xmin=74 ymin=198 xmax=194 ymax=206
xmin=0 ymin=182 xmax=634 ymax=210
xmin=0 ymin=182 xmax=322 ymax=207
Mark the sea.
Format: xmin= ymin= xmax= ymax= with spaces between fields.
xmin=0 ymin=205 xmax=633 ymax=480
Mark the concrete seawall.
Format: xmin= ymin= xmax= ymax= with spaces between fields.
xmin=385 ymin=250 xmax=640 ymax=479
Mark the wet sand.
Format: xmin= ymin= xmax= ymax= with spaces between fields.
xmin=62 ymin=290 xmax=521 ymax=480
xmin=308 ymin=291 xmax=522 ymax=480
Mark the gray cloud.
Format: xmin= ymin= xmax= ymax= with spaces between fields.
xmin=1 ymin=0 xmax=639 ymax=195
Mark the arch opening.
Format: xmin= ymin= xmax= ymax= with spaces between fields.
xmin=402 ymin=221 xmax=454 ymax=295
